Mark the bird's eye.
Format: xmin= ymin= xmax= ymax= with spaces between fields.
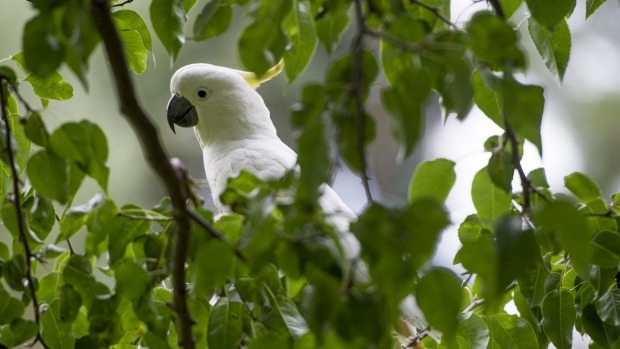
xmin=196 ymin=88 xmax=210 ymax=99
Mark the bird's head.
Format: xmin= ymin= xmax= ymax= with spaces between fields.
xmin=167 ymin=61 xmax=284 ymax=143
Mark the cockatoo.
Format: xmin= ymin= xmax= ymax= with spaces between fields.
xmin=166 ymin=61 xmax=435 ymax=343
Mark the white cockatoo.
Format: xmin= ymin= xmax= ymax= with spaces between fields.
xmin=166 ymin=61 xmax=435 ymax=343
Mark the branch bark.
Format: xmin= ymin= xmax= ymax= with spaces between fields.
xmin=90 ymin=1 xmax=196 ymax=347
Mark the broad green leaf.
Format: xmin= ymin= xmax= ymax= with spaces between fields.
xmin=472 ymin=71 xmax=502 ymax=127
xmin=466 ymin=11 xmax=525 ymax=70
xmin=528 ymin=168 xmax=549 ymax=188
xmin=184 ymin=0 xmax=197 ymax=11
xmin=62 ymin=254 xmax=96 ymax=303
xmin=283 ymin=0 xmax=317 ymax=83
xmin=27 ymin=150 xmax=69 ymax=203
xmin=0 ymin=319 xmax=37 ymax=348
xmin=408 ymin=158 xmax=456 ymax=203
xmin=582 ymin=304 xmax=612 ymax=347
xmin=315 ymin=1 xmax=350 ymax=53
xmin=5 ymin=112 xmax=31 ymax=174
xmin=416 ymin=267 xmax=463 ymax=342
xmin=193 ymin=0 xmax=232 ymax=41
xmin=525 ymin=0 xmax=575 ymax=28
xmin=193 ymin=240 xmax=234 ymax=296
xmin=541 ymin=289 xmax=575 ymax=349
xmin=537 ymin=201 xmax=591 ymax=281
xmin=500 ymin=0 xmax=524 ymax=18
xmin=528 ymin=19 xmax=571 ymax=82
xmin=113 ymin=9 xmax=152 ymax=52
xmin=118 ymin=29 xmax=148 ymax=74
xmin=208 ymin=298 xmax=243 ymax=349
xmin=115 ymin=261 xmax=150 ymax=301
xmin=485 ymin=313 xmax=538 ymax=348
xmin=239 ymin=18 xmax=287 ymax=76
xmin=29 ymin=195 xmax=56 ymax=240
xmin=58 ymin=193 xmax=104 ymax=242
xmin=487 ymin=150 xmax=514 ymax=193
xmin=596 ymin=289 xmax=620 ymax=326
xmin=586 ymin=0 xmax=606 ymax=18
xmin=518 ymin=266 xmax=549 ymax=307
xmin=583 ymin=198 xmax=617 ymax=234
xmin=59 ymin=284 xmax=82 ymax=323
xmin=150 ymin=0 xmax=186 ymax=59
xmin=40 ymin=300 xmax=76 ymax=349
xmin=457 ymin=313 xmax=490 ymax=349
xmin=471 ymin=167 xmax=512 ymax=220
xmin=502 ymin=79 xmax=544 ymax=154
xmin=565 ymin=172 xmax=600 ymax=202
xmin=0 ymin=290 xmax=25 ymax=325
xmin=590 ymin=231 xmax=620 ymax=268
xmin=22 ymin=14 xmax=64 ymax=77
xmin=37 ymin=272 xmax=61 ymax=303
xmin=409 ymin=0 xmax=450 ymax=30
xmin=381 ymin=67 xmax=430 ymax=158
xmin=25 ymin=72 xmax=73 ymax=101
xmin=24 ymin=111 xmax=49 ymax=147
xmin=379 ymin=14 xmax=425 ymax=85
xmin=269 ymin=293 xmax=310 ymax=339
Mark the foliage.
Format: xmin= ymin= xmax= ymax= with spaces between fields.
xmin=0 ymin=0 xmax=616 ymax=348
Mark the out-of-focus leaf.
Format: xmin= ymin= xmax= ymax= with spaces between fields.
xmin=115 ymin=261 xmax=150 ymax=301
xmin=525 ymin=0 xmax=575 ymax=28
xmin=0 ymin=287 xmax=25 ymax=325
xmin=541 ymin=289 xmax=575 ymax=349
xmin=500 ymin=0 xmax=523 ymax=18
xmin=150 ymin=0 xmax=186 ymax=59
xmin=416 ymin=267 xmax=463 ymax=342
xmin=315 ymin=1 xmax=350 ymax=53
xmin=472 ymin=71 xmax=502 ymax=127
xmin=24 ymin=111 xmax=49 ymax=147
xmin=29 ymin=195 xmax=56 ymax=240
xmin=208 ymin=298 xmax=243 ymax=349
xmin=537 ymin=201 xmax=591 ymax=281
xmin=467 ymin=11 xmax=524 ymax=70
xmin=409 ymin=0 xmax=450 ymax=30
xmin=408 ymin=158 xmax=456 ymax=203
xmin=25 ymin=72 xmax=73 ymax=101
xmin=0 ymin=319 xmax=37 ymax=348
xmin=485 ymin=313 xmax=538 ymax=348
xmin=283 ymin=0 xmax=317 ymax=83
xmin=502 ymin=79 xmax=544 ymax=154
xmin=528 ymin=19 xmax=571 ymax=83
xmin=471 ymin=167 xmax=512 ymax=220
xmin=586 ymin=0 xmax=606 ymax=18
xmin=22 ymin=14 xmax=64 ymax=77
xmin=193 ymin=239 xmax=233 ymax=296
xmin=193 ymin=0 xmax=232 ymax=41
xmin=565 ymin=172 xmax=600 ymax=202
xmin=59 ymin=284 xmax=82 ymax=323
xmin=58 ymin=193 xmax=105 ymax=242
xmin=487 ymin=150 xmax=514 ymax=193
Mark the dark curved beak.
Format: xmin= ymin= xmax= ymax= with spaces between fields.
xmin=166 ymin=94 xmax=198 ymax=134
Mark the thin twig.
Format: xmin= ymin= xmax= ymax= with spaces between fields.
xmin=362 ymin=29 xmax=424 ymax=53
xmin=89 ymin=1 xmax=196 ymax=347
xmin=118 ymin=211 xmax=175 ymax=221
xmin=4 ymin=80 xmax=35 ymax=114
xmin=111 ymin=0 xmax=134 ymax=7
xmin=352 ymin=0 xmax=374 ymax=203
xmin=185 ymin=209 xmax=248 ymax=263
xmin=410 ymin=0 xmax=457 ymax=29
xmin=0 ymin=77 xmax=49 ymax=349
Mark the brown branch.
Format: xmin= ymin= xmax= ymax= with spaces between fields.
xmin=352 ymin=0 xmax=374 ymax=203
xmin=410 ymin=0 xmax=457 ymax=29
xmin=111 ymin=0 xmax=134 ymax=7
xmin=89 ymin=1 xmax=196 ymax=348
xmin=0 ymin=76 xmax=49 ymax=349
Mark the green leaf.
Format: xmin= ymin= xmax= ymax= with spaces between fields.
xmin=118 ymin=29 xmax=148 ymax=74
xmin=416 ymin=267 xmax=463 ymax=341
xmin=457 ymin=313 xmax=490 ymax=349
xmin=500 ymin=0 xmax=524 ymax=18
xmin=525 ymin=0 xmax=575 ymax=28
xmin=408 ymin=158 xmax=456 ymax=203
xmin=381 ymin=67 xmax=430 ymax=158
xmin=193 ymin=0 xmax=232 ymax=41
xmin=40 ymin=300 xmax=76 ymax=349
xmin=541 ymin=289 xmax=575 ymax=349
xmin=471 ymin=167 xmax=512 ymax=220
xmin=528 ymin=168 xmax=549 ymax=188
xmin=565 ymin=172 xmax=600 ymax=202
xmin=27 ymin=150 xmax=69 ymax=203
xmin=467 ymin=11 xmax=525 ymax=70
xmin=49 ymin=121 xmax=109 ymax=192
xmin=0 ymin=289 xmax=25 ymax=325
xmin=472 ymin=71 xmax=503 ymax=127
xmin=487 ymin=150 xmax=514 ymax=193
xmin=268 ymin=292 xmax=310 ymax=339
xmin=485 ymin=313 xmax=538 ymax=348
xmin=380 ymin=15 xmax=425 ymax=85
xmin=596 ymin=289 xmax=620 ymax=326
xmin=29 ymin=195 xmax=56 ymax=240
xmin=115 ymin=261 xmax=150 ymax=301
xmin=150 ymin=0 xmax=186 ymax=60
xmin=25 ymin=71 xmax=73 ymax=101
xmin=193 ymin=240 xmax=234 ymax=296
xmin=22 ymin=14 xmax=64 ymax=77
xmin=528 ymin=19 xmax=571 ymax=82
xmin=37 ymin=272 xmax=61 ymax=303
xmin=315 ymin=2 xmax=350 ymax=53
xmin=24 ymin=111 xmax=49 ymax=147
xmin=590 ymin=231 xmax=620 ymax=268
xmin=58 ymin=193 xmax=104 ymax=242
xmin=0 ymin=319 xmax=37 ymax=348
xmin=537 ymin=201 xmax=591 ymax=281
xmin=113 ymin=9 xmax=153 ymax=52
xmin=586 ymin=0 xmax=606 ymax=18
xmin=208 ymin=298 xmax=243 ymax=349
xmin=62 ymin=254 xmax=94 ymax=295
xmin=502 ymin=79 xmax=545 ymax=154
xmin=59 ymin=284 xmax=82 ymax=323
xmin=283 ymin=0 xmax=318 ymax=83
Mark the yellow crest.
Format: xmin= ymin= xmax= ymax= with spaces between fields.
xmin=241 ymin=59 xmax=285 ymax=88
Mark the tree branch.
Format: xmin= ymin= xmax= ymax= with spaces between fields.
xmin=111 ymin=0 xmax=134 ymax=7
xmin=90 ymin=1 xmax=196 ymax=347
xmin=352 ymin=0 xmax=374 ymax=203
xmin=0 ymin=76 xmax=49 ymax=349
xmin=410 ymin=0 xmax=457 ymax=29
